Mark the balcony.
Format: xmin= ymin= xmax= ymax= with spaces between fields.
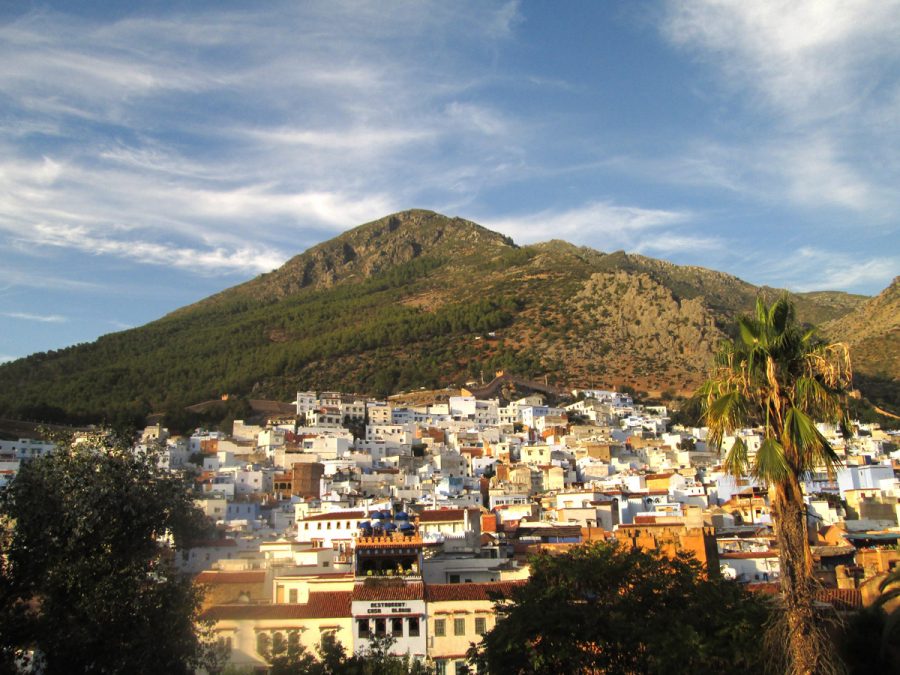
xmin=356 ymin=533 xmax=423 ymax=547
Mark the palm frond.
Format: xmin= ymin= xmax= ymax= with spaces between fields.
xmin=784 ymin=406 xmax=842 ymax=475
xmin=703 ymin=391 xmax=748 ymax=448
xmin=723 ymin=436 xmax=749 ymax=479
xmin=808 ymin=428 xmax=843 ymax=477
xmin=877 ymin=566 xmax=900 ymax=598
xmin=795 ymin=376 xmax=834 ymax=417
xmin=738 ymin=317 xmax=758 ymax=348
xmin=839 ymin=415 xmax=853 ymax=441
xmin=753 ymin=437 xmax=791 ymax=484
xmin=754 ymin=297 xmax=767 ymax=328
xmin=768 ymin=296 xmax=793 ymax=337
xmin=806 ymin=342 xmax=853 ymax=391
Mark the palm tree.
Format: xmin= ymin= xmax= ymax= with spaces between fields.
xmin=698 ymin=297 xmax=852 ymax=674
xmin=874 ymin=566 xmax=900 ymax=662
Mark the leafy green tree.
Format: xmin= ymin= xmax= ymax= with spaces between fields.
xmin=350 ymin=634 xmax=432 ymax=675
xmin=266 ymin=637 xmax=318 ymax=675
xmin=252 ymin=632 xmax=432 ymax=675
xmin=469 ymin=541 xmax=770 ymax=674
xmin=697 ymin=297 xmax=852 ymax=674
xmin=316 ymin=632 xmax=351 ymax=674
xmin=0 ymin=430 xmax=212 ymax=674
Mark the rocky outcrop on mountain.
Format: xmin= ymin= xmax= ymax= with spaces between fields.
xmin=0 ymin=210 xmax=890 ymax=422
xmin=823 ymin=277 xmax=900 ymax=411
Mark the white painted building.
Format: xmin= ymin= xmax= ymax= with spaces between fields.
xmin=0 ymin=438 xmax=56 ymax=461
xmin=837 ymin=463 xmax=895 ymax=493
xmin=295 ymin=391 xmax=317 ymax=416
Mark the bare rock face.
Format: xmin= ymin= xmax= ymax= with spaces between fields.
xmin=5 ymin=208 xmax=891 ymax=422
xmin=574 ymin=271 xmax=719 ymax=355
xmin=556 ymin=271 xmax=722 ymax=386
xmin=822 ymin=277 xmax=900 ymax=408
xmin=823 ymin=276 xmax=900 ymax=345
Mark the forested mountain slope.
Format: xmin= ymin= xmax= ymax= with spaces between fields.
xmin=0 ymin=210 xmax=888 ymax=424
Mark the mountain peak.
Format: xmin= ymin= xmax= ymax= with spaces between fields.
xmin=200 ymin=210 xmax=517 ymax=306
xmin=2 ymin=211 xmax=895 ymax=424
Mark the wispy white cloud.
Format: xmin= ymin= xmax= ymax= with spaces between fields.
xmin=634 ymin=233 xmax=722 ymax=256
xmin=0 ymin=1 xmax=530 ymax=277
xmin=0 ymin=269 xmax=103 ymax=293
xmin=21 ymin=222 xmax=285 ymax=277
xmin=444 ymin=102 xmax=510 ymax=137
xmin=661 ymin=0 xmax=900 ymax=213
xmin=247 ymin=127 xmax=436 ymax=152
xmin=772 ymin=136 xmax=878 ymax=211
xmin=0 ymin=149 xmax=399 ymax=272
xmin=483 ymin=200 xmax=700 ymax=252
xmin=748 ymin=247 xmax=899 ymax=294
xmin=1 ymin=311 xmax=68 ymax=323
xmin=663 ymin=0 xmax=900 ymax=121
xmin=0 ymin=0 xmax=893 ymax=330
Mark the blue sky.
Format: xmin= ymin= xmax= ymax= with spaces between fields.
xmin=1 ymin=1 xmax=898 ymax=362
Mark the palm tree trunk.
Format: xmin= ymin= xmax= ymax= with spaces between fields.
xmin=773 ymin=483 xmax=831 ymax=674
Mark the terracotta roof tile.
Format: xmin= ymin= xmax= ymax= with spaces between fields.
xmin=816 ymin=588 xmax=863 ymax=610
xmin=418 ymin=509 xmax=472 ymax=522
xmin=425 ymin=582 xmax=524 ymax=602
xmin=202 ymin=591 xmax=351 ymax=621
xmin=303 ymin=511 xmax=366 ymax=521
xmin=352 ymin=582 xmax=425 ymax=601
xmin=746 ymin=585 xmax=862 ymax=610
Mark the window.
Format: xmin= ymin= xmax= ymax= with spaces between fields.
xmin=453 ymin=660 xmax=470 ymax=674
xmin=374 ymin=618 xmax=386 ymax=637
xmin=434 ymin=619 xmax=446 ymax=637
xmin=435 ymin=660 xmax=447 ymax=675
xmin=256 ymin=632 xmax=270 ymax=656
xmin=453 ymin=618 xmax=465 ymax=636
xmin=449 ymin=574 xmax=460 ymax=583
xmin=272 ymin=631 xmax=286 ymax=655
xmin=408 ymin=617 xmax=420 ymax=637
xmin=288 ymin=589 xmax=298 ymax=603
xmin=357 ymin=619 xmax=370 ymax=638
xmin=288 ymin=631 xmax=300 ymax=652
xmin=391 ymin=617 xmax=403 ymax=637
xmin=475 ymin=617 xmax=487 ymax=635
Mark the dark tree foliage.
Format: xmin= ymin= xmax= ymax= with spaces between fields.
xmin=163 ymin=397 xmax=254 ymax=436
xmin=0 ymin=430 xmax=213 ymax=674
xmin=838 ymin=605 xmax=900 ymax=674
xmin=469 ymin=541 xmax=771 ymax=675
xmin=0 ymin=256 xmax=524 ymax=424
xmin=262 ymin=632 xmax=432 ymax=675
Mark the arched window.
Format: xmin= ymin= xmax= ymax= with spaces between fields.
xmin=272 ymin=631 xmax=286 ymax=655
xmin=256 ymin=632 xmax=271 ymax=657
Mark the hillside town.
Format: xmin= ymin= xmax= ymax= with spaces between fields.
xmin=2 ymin=383 xmax=898 ymax=673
